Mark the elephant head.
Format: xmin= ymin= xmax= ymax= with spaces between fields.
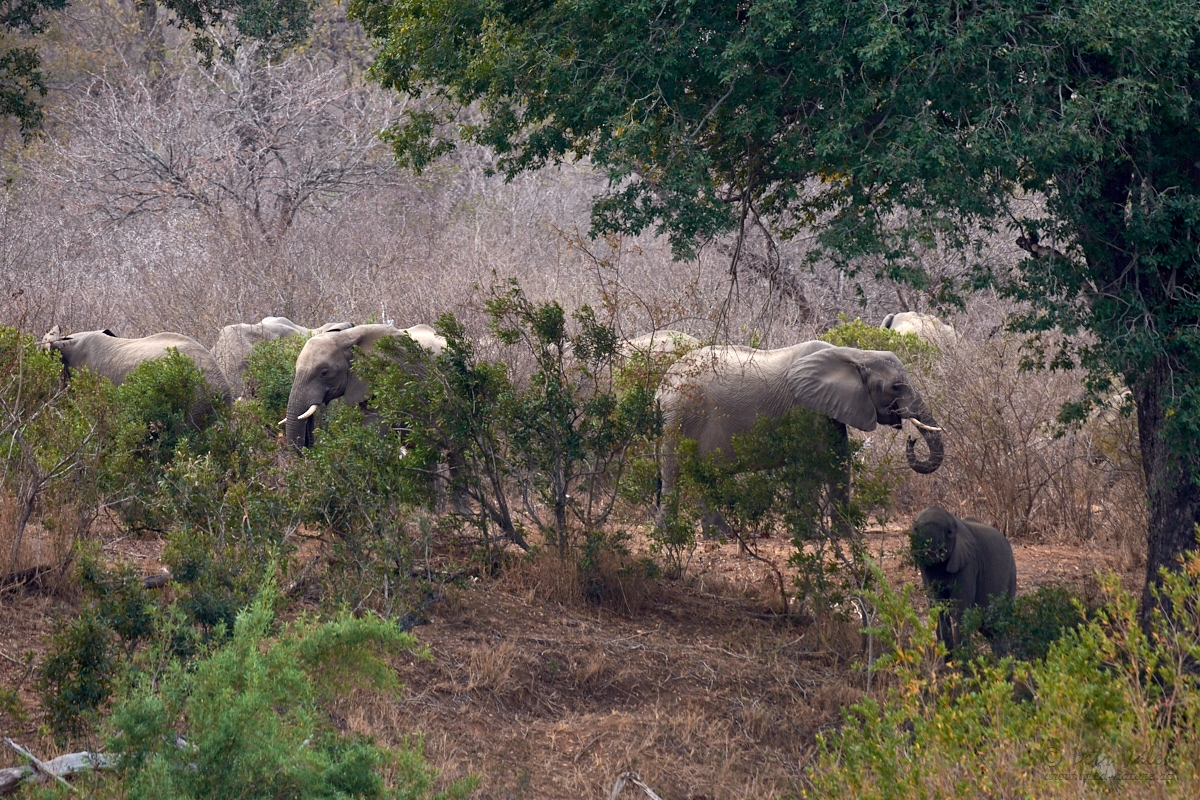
xmin=285 ymin=323 xmax=444 ymax=449
xmin=785 ymin=346 xmax=944 ymax=473
xmin=909 ymin=506 xmax=974 ymax=572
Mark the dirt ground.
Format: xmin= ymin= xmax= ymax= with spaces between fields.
xmin=0 ymin=524 xmax=1144 ymax=799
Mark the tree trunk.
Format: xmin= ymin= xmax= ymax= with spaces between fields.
xmin=1134 ymin=357 xmax=1200 ymax=628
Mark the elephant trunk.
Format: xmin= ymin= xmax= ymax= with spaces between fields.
xmin=285 ymin=400 xmax=319 ymax=450
xmin=905 ymin=411 xmax=944 ymax=474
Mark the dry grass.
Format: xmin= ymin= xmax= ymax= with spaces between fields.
xmin=333 ymin=573 xmax=864 ymax=800
xmin=0 ymin=522 xmax=1147 ymax=796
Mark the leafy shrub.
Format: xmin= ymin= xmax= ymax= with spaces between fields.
xmin=819 ymin=316 xmax=939 ymax=371
xmin=157 ymin=410 xmax=293 ymax=631
xmin=675 ymin=407 xmax=889 ymax=610
xmin=37 ymin=607 xmax=120 ymax=742
xmin=106 ymin=581 xmax=475 ymax=800
xmin=484 ymin=283 xmax=659 ymax=558
xmin=361 ymin=312 xmax=524 ymax=557
xmin=241 ymin=333 xmax=308 ymax=424
xmin=804 ymin=558 xmax=1200 ymax=798
xmin=100 ymin=350 xmax=229 ymax=531
xmin=960 ymin=584 xmax=1088 ymax=662
xmin=361 ymin=284 xmax=659 ymax=565
xmin=0 ymin=327 xmax=114 ymax=575
xmin=286 ymin=403 xmax=436 ymax=612
xmin=76 ymin=545 xmax=158 ymax=654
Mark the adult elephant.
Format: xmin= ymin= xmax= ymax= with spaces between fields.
xmin=618 ymin=330 xmax=702 ymax=361
xmin=212 ymin=316 xmax=354 ymax=398
xmin=40 ymin=326 xmax=233 ymax=407
xmin=881 ymin=312 xmax=957 ymax=344
xmin=285 ymin=323 xmax=445 ymax=449
xmin=656 ymin=341 xmax=943 ymax=534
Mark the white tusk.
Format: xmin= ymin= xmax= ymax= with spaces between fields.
xmin=910 ymin=419 xmax=942 ymax=433
xmin=297 ymin=404 xmax=320 ymax=420
xmin=278 ymin=418 xmax=287 ymax=426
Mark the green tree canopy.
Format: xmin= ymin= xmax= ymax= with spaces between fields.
xmin=349 ymin=0 xmax=1200 ymax=618
xmin=1 ymin=0 xmax=66 ymax=131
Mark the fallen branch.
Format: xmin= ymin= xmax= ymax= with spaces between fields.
xmin=0 ymin=739 xmax=114 ymax=795
xmin=0 ymin=565 xmax=171 ymax=593
xmin=142 ymin=568 xmax=172 ymax=589
xmin=608 ymin=771 xmax=664 ymax=800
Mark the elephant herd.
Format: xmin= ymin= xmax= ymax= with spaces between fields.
xmin=39 ymin=309 xmax=1014 ymax=649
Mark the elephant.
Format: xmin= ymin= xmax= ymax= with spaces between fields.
xmin=40 ymin=326 xmax=233 ymax=407
xmin=618 ymin=330 xmax=702 ymax=361
xmin=909 ymin=506 xmax=1018 ymax=649
xmin=212 ymin=316 xmax=354 ymax=399
xmin=881 ymin=312 xmax=957 ymax=344
xmin=284 ymin=323 xmax=445 ymax=450
xmin=612 ymin=330 xmax=702 ymax=390
xmin=656 ymin=341 xmax=944 ymax=536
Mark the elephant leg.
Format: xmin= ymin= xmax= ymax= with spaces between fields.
xmin=443 ymin=448 xmax=472 ymax=515
xmin=699 ymin=501 xmax=735 ymax=541
xmin=936 ymin=610 xmax=959 ymax=651
xmin=654 ymin=434 xmax=681 ymax=532
xmin=827 ymin=419 xmax=854 ymax=538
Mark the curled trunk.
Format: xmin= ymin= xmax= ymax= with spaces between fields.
xmin=905 ymin=412 xmax=944 ymax=474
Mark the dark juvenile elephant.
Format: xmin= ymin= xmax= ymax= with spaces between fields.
xmin=909 ymin=506 xmax=1018 ymax=648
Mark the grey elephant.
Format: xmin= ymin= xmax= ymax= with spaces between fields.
xmin=656 ymin=341 xmax=944 ymax=534
xmin=612 ymin=330 xmax=702 ymax=390
xmin=212 ymin=316 xmax=354 ymax=399
xmin=40 ymin=326 xmax=233 ymax=407
xmin=909 ymin=506 xmax=1018 ymax=649
xmin=881 ymin=312 xmax=957 ymax=344
xmin=285 ymin=323 xmax=445 ymax=449
xmin=618 ymin=330 xmax=701 ymax=361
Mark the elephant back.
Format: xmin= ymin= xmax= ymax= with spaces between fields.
xmin=141 ymin=333 xmax=233 ymax=408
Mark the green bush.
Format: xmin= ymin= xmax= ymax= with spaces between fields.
xmin=820 ymin=316 xmax=939 ymax=371
xmin=675 ymin=407 xmax=888 ymax=609
xmin=105 ymin=581 xmax=475 ymax=800
xmin=961 ymin=585 xmax=1088 ymax=662
xmin=359 ymin=286 xmax=659 ymax=566
xmin=76 ymin=546 xmax=158 ymax=654
xmin=37 ymin=607 xmax=121 ymax=742
xmin=804 ymin=559 xmax=1200 ymax=798
xmin=485 ymin=284 xmax=659 ymax=558
xmin=361 ymin=312 xmax=527 ymax=557
xmin=286 ymin=402 xmax=436 ymax=612
xmin=0 ymin=327 xmax=115 ymax=564
xmin=100 ymin=350 xmax=230 ymax=531
xmin=242 ymin=334 xmax=308 ymax=425
xmin=157 ymin=410 xmax=292 ymax=631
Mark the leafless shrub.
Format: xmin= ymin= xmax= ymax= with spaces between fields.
xmin=889 ymin=331 xmax=1145 ymax=556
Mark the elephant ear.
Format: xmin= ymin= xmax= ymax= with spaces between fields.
xmin=341 ymin=325 xmax=398 ymax=406
xmin=343 ymin=373 xmax=370 ymax=407
xmin=946 ymin=517 xmax=979 ymax=573
xmin=785 ymin=347 xmax=879 ymax=431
